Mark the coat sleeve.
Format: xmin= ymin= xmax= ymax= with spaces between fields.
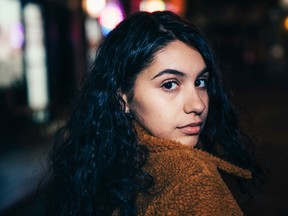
xmin=138 ymin=150 xmax=243 ymax=216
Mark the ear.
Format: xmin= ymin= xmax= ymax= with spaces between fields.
xmin=120 ymin=92 xmax=130 ymax=113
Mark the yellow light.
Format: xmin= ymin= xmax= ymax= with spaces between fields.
xmin=284 ymin=16 xmax=288 ymax=31
xmin=82 ymin=0 xmax=106 ymax=18
xmin=140 ymin=0 xmax=166 ymax=12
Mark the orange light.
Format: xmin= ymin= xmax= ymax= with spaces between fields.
xmin=165 ymin=0 xmax=185 ymax=15
xmin=284 ymin=16 xmax=288 ymax=31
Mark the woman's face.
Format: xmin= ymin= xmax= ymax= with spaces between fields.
xmin=123 ymin=40 xmax=209 ymax=147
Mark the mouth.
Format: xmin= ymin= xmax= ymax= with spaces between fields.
xmin=177 ymin=122 xmax=203 ymax=135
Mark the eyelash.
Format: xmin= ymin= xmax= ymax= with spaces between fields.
xmin=161 ymin=77 xmax=208 ymax=92
xmin=195 ymin=78 xmax=208 ymax=88
xmin=161 ymin=80 xmax=179 ymax=92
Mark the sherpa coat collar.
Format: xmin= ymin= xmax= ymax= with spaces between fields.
xmin=134 ymin=122 xmax=251 ymax=216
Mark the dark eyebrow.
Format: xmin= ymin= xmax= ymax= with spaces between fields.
xmin=198 ymin=67 xmax=209 ymax=77
xmin=151 ymin=69 xmax=185 ymax=80
xmin=151 ymin=67 xmax=209 ymax=80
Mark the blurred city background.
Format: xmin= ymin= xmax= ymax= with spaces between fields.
xmin=0 ymin=0 xmax=287 ymax=215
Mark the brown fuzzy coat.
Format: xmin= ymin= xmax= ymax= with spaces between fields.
xmin=134 ymin=123 xmax=252 ymax=216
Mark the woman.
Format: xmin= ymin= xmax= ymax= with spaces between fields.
xmin=45 ymin=11 xmax=266 ymax=215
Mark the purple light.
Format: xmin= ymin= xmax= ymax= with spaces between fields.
xmin=10 ymin=22 xmax=24 ymax=49
xmin=99 ymin=2 xmax=124 ymax=35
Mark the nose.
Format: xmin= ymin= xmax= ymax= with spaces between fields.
xmin=183 ymin=89 xmax=207 ymax=115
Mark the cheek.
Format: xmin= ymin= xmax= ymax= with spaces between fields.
xmin=132 ymin=102 xmax=162 ymax=123
xmin=202 ymin=92 xmax=209 ymax=108
xmin=204 ymin=97 xmax=209 ymax=121
xmin=205 ymin=97 xmax=209 ymax=113
xmin=129 ymin=96 xmax=171 ymax=133
xmin=199 ymin=92 xmax=209 ymax=119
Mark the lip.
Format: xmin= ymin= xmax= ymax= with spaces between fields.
xmin=177 ymin=122 xmax=203 ymax=135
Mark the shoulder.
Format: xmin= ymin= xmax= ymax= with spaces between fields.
xmin=138 ymin=148 xmax=244 ymax=215
xmin=145 ymin=148 xmax=215 ymax=186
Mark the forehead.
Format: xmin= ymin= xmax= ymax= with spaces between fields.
xmin=141 ymin=40 xmax=206 ymax=78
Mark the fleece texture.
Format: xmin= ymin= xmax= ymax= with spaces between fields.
xmin=134 ymin=122 xmax=252 ymax=216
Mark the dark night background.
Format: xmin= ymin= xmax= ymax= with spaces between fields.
xmin=0 ymin=0 xmax=287 ymax=215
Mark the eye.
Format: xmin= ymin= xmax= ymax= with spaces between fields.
xmin=195 ymin=79 xmax=207 ymax=88
xmin=161 ymin=81 xmax=179 ymax=91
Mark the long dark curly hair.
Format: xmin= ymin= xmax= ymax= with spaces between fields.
xmin=44 ymin=11 xmax=266 ymax=216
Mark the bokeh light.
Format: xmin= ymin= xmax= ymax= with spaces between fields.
xmin=280 ymin=0 xmax=288 ymax=9
xmin=284 ymin=16 xmax=288 ymax=31
xmin=140 ymin=0 xmax=166 ymax=12
xmin=83 ymin=0 xmax=106 ymax=18
xmin=10 ymin=23 xmax=24 ymax=49
xmin=99 ymin=2 xmax=124 ymax=35
xmin=271 ymin=44 xmax=285 ymax=59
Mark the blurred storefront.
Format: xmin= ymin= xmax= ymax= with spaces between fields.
xmin=0 ymin=0 xmax=87 ymax=141
xmin=1 ymin=0 xmax=286 ymax=131
xmin=0 ymin=0 xmax=186 ymax=133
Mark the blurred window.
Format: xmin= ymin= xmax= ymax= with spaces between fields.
xmin=0 ymin=0 xmax=24 ymax=89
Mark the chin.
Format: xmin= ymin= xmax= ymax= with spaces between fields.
xmin=177 ymin=137 xmax=199 ymax=147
